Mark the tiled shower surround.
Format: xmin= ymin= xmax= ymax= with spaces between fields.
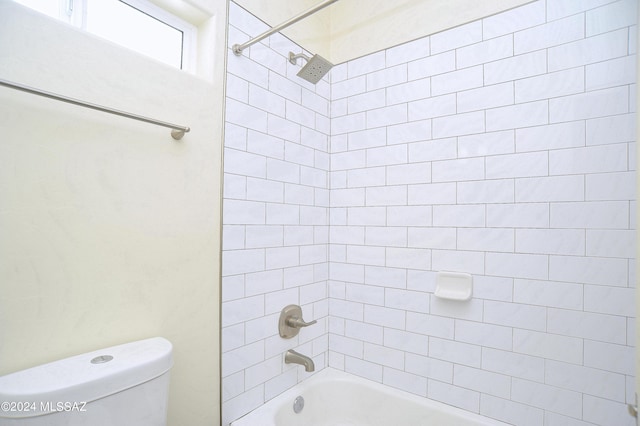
xmin=222 ymin=3 xmax=331 ymax=424
xmin=222 ymin=0 xmax=637 ymax=425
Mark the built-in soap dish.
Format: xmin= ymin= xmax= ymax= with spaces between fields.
xmin=434 ymin=271 xmax=473 ymax=301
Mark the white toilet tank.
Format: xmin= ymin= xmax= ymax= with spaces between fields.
xmin=0 ymin=337 xmax=172 ymax=426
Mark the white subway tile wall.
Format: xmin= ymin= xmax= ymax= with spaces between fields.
xmin=222 ymin=3 xmax=331 ymax=424
xmin=223 ymin=0 xmax=636 ymax=425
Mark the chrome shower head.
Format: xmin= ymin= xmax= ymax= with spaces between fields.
xmin=289 ymin=52 xmax=333 ymax=84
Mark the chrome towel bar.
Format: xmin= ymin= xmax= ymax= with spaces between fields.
xmin=0 ymin=78 xmax=190 ymax=140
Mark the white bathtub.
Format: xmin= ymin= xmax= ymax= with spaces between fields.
xmin=231 ymin=368 xmax=510 ymax=426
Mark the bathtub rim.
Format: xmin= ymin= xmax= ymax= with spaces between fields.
xmin=230 ymin=367 xmax=511 ymax=426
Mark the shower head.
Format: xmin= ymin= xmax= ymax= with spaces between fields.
xmin=289 ymin=52 xmax=333 ymax=84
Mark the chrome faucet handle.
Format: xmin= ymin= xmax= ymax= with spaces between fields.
xmin=279 ymin=305 xmax=317 ymax=339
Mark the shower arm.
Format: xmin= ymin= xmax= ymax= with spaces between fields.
xmin=288 ymin=52 xmax=312 ymax=65
xmin=232 ymin=0 xmax=340 ymax=56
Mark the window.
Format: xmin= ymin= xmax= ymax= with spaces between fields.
xmin=13 ymin=0 xmax=196 ymax=72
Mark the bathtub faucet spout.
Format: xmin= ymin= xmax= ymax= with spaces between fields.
xmin=285 ymin=349 xmax=315 ymax=372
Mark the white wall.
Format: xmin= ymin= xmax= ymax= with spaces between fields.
xmin=0 ymin=2 xmax=226 ymax=424
xmin=328 ymin=0 xmax=636 ymax=425
xmin=328 ymin=0 xmax=533 ymax=64
xmin=223 ymin=0 xmax=637 ymax=425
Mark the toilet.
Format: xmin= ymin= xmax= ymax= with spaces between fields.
xmin=0 ymin=337 xmax=172 ymax=425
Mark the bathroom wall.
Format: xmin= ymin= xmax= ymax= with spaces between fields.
xmin=221 ymin=3 xmax=331 ymax=424
xmin=328 ymin=0 xmax=533 ymax=64
xmin=222 ymin=1 xmax=637 ymax=425
xmin=0 ymin=2 xmax=225 ymax=424
xmin=328 ymin=0 xmax=637 ymax=425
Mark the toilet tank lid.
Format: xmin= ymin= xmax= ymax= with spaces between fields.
xmin=0 ymin=337 xmax=172 ymax=414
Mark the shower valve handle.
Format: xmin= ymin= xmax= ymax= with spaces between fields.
xmin=279 ymin=304 xmax=317 ymax=338
xmin=286 ymin=316 xmax=317 ymax=328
